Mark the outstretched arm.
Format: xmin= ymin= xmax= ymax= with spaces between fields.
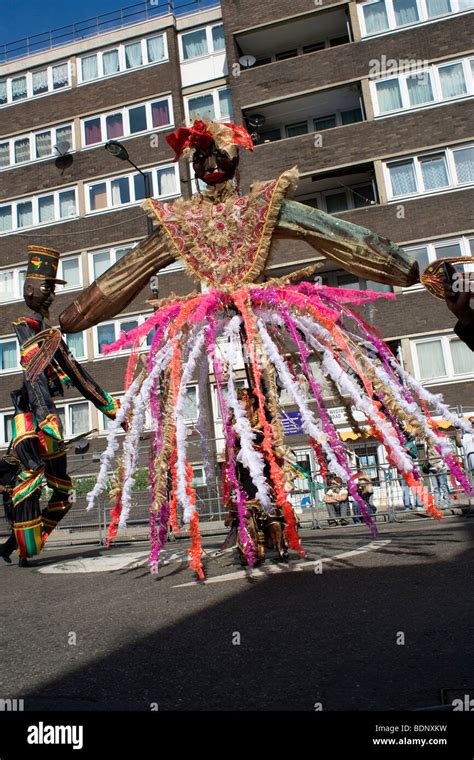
xmin=59 ymin=230 xmax=174 ymax=333
xmin=274 ymin=199 xmax=419 ymax=288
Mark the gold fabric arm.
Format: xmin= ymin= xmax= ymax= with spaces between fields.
xmin=275 ymin=200 xmax=419 ymax=288
xmin=59 ymin=231 xmax=174 ymax=333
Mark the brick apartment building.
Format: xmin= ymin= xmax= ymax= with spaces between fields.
xmin=0 ymin=0 xmax=473 ymax=500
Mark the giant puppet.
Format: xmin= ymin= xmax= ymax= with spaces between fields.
xmin=8 ymin=246 xmax=119 ymax=564
xmin=58 ymin=120 xmax=472 ymax=577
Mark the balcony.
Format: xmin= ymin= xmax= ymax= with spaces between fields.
xmin=243 ymin=84 xmax=364 ymax=145
xmin=234 ymin=6 xmax=351 ymax=67
xmin=294 ymin=164 xmax=377 ymax=214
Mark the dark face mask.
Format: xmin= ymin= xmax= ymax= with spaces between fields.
xmin=192 ymin=144 xmax=239 ymax=186
xmin=23 ymin=280 xmax=56 ymax=317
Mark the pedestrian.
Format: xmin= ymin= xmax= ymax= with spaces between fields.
xmin=323 ymin=475 xmax=350 ymax=526
xmin=353 ymin=474 xmax=375 ymax=523
xmin=397 ymin=434 xmax=422 ymax=510
xmin=455 ymin=416 xmax=474 ymax=485
xmin=426 ymin=446 xmax=451 ymax=509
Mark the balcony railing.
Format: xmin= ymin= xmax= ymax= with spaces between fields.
xmin=0 ymin=0 xmax=220 ymax=64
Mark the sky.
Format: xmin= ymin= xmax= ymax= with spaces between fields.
xmin=0 ymin=0 xmax=213 ymax=48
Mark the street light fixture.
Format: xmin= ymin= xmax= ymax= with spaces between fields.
xmin=105 ymin=140 xmax=153 ymax=235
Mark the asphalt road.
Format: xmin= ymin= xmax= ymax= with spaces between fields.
xmin=1 ymin=517 xmax=473 ymax=712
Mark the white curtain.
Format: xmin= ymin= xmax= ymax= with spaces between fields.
xmin=17 ymin=202 xmax=32 ymax=228
xmin=12 ymin=77 xmax=27 ymax=100
xmin=59 ymin=191 xmax=76 ymax=219
xmin=125 ymin=42 xmax=142 ymax=69
xmin=0 ymin=341 xmax=17 ymax=370
xmin=0 ymin=142 xmax=10 ymax=168
xmin=93 ymin=251 xmax=111 ymax=279
xmin=453 ymin=147 xmax=474 ymax=184
xmin=35 ymin=131 xmax=52 ymax=158
xmin=32 ymin=69 xmax=48 ymax=94
xmin=0 ymin=81 xmax=6 ymax=104
xmin=407 ymin=73 xmax=434 ymax=105
xmin=103 ymin=49 xmax=119 ymax=75
xmin=81 ymin=56 xmax=98 ymax=82
xmin=52 ymin=63 xmax=69 ymax=88
xmin=439 ymin=63 xmax=466 ymax=98
xmin=111 ymin=178 xmax=130 ymax=206
xmin=218 ymin=89 xmax=231 ymax=118
xmin=147 ymin=35 xmax=164 ymax=63
xmin=416 ymin=341 xmax=446 ymax=380
xmin=14 ymin=138 xmax=30 ymax=164
xmin=38 ymin=196 xmax=54 ymax=224
xmin=62 ymin=258 xmax=80 ymax=288
xmin=420 ymin=156 xmax=448 ymax=189
xmin=212 ymin=25 xmax=225 ymax=51
xmin=426 ymin=0 xmax=450 ymax=15
xmin=97 ymin=324 xmax=115 ymax=353
xmin=363 ymin=1 xmax=389 ymax=34
xmin=389 ymin=162 xmax=417 ymax=195
xmin=376 ymin=79 xmax=402 ymax=112
xmin=56 ymin=126 xmax=72 ymax=148
xmin=183 ymin=387 xmax=197 ymax=421
xmin=459 ymin=0 xmax=474 ymax=7
xmin=70 ymin=403 xmax=89 ymax=435
xmin=157 ymin=167 xmax=177 ymax=197
xmin=393 ymin=0 xmax=419 ymax=24
xmin=66 ymin=332 xmax=84 ymax=358
xmin=0 ymin=207 xmax=12 ymax=232
xmin=451 ymin=340 xmax=474 ymax=375
xmin=182 ymin=29 xmax=208 ymax=59
xmin=0 ymin=271 xmax=15 ymax=302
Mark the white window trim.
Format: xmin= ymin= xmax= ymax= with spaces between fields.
xmin=411 ymin=332 xmax=474 ymax=385
xmin=88 ymin=244 xmax=138 ymax=284
xmin=77 ymin=32 xmax=169 ymax=86
xmin=63 ymin=330 xmax=87 ymax=361
xmin=184 ymin=86 xmax=232 ymax=124
xmin=191 ymin=464 xmax=207 ymax=488
xmin=252 ymin=105 xmax=364 ymax=145
xmin=403 ymin=234 xmax=474 ymax=291
xmin=81 ymin=95 xmax=174 ymax=149
xmin=0 ymin=410 xmax=15 ymax=447
xmin=296 ymin=180 xmax=376 ymax=213
xmin=84 ymin=163 xmax=179 ymax=214
xmin=371 ymin=56 xmax=474 ymax=117
xmin=383 ymin=143 xmax=474 ymax=201
xmin=0 ymin=61 xmax=71 ymax=108
xmin=56 ymin=254 xmax=83 ymax=293
xmin=178 ymin=23 xmax=225 ymax=63
xmin=0 ymin=122 xmax=75 ymax=172
xmin=0 ymin=265 xmax=27 ymax=304
xmin=92 ymin=312 xmax=153 ymax=358
xmin=357 ymin=0 xmax=472 ymax=40
xmin=0 ymin=186 xmax=78 ymax=236
xmin=56 ymin=400 xmax=92 ymax=438
xmin=0 ymin=336 xmax=21 ymax=375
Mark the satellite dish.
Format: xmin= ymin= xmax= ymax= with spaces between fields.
xmin=239 ymin=54 xmax=256 ymax=68
xmin=246 ymin=113 xmax=266 ymax=130
xmin=54 ymin=141 xmax=71 ymax=157
xmin=74 ymin=440 xmax=89 ymax=454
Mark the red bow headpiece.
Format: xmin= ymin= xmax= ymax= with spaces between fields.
xmin=166 ymin=120 xmax=254 ymax=161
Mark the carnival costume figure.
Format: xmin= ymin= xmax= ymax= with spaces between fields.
xmin=10 ymin=246 xmax=119 ymax=561
xmin=57 ymin=120 xmax=473 ymax=578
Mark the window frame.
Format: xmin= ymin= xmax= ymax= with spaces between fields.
xmin=403 ymin=235 xmax=474 ymax=291
xmin=0 ymin=122 xmax=75 ymax=171
xmin=0 ymin=61 xmax=71 ymax=108
xmin=92 ymin=312 xmax=153 ymax=358
xmin=77 ymin=32 xmax=168 ymax=86
xmin=84 ymin=164 xmax=179 ymax=215
xmin=0 ymin=186 xmax=78 ymax=235
xmin=0 ymin=336 xmax=20 ymax=374
xmin=63 ymin=330 xmax=87 ymax=361
xmin=0 ymin=265 xmax=27 ymax=304
xmin=184 ymin=86 xmax=232 ymax=123
xmin=411 ymin=332 xmax=474 ymax=384
xmin=178 ymin=23 xmax=226 ymax=63
xmin=358 ymin=0 xmax=470 ymax=39
xmin=80 ymin=95 xmax=174 ymax=149
xmin=55 ymin=254 xmax=83 ymax=293
xmin=384 ymin=143 xmax=474 ymax=200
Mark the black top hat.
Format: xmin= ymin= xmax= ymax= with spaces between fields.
xmin=25 ymin=245 xmax=67 ymax=285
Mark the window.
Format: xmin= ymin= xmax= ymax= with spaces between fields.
xmin=0 ymin=339 xmax=19 ymax=372
xmin=182 ymin=29 xmax=208 ymax=60
xmin=1 ymin=412 xmax=14 ymax=446
xmin=372 ymin=57 xmax=473 ymax=116
xmin=385 ymin=144 xmax=474 ymax=199
xmin=85 ymin=164 xmax=179 ymax=214
xmin=404 ymin=235 xmax=474 ymax=288
xmin=212 ymin=25 xmax=225 ymax=51
xmin=0 ymin=123 xmax=74 ymax=170
xmin=90 ymin=245 xmax=136 ymax=281
xmin=57 ymin=256 xmax=82 ymax=291
xmin=185 ymin=88 xmax=231 ymax=123
xmin=276 ymin=49 xmax=298 ymax=61
xmin=412 ymin=334 xmax=474 ymax=382
xmin=325 ymin=191 xmax=349 ymax=213
xmin=314 ymin=115 xmax=337 ymax=131
xmin=56 ymin=402 xmax=91 ymax=437
xmin=286 ymin=122 xmax=309 ymax=138
xmin=0 ymin=186 xmax=78 ymax=235
xmin=81 ymin=97 xmax=173 ymax=148
xmin=341 ymin=108 xmax=363 ymax=124
xmin=64 ymin=331 xmax=86 ymax=360
xmin=0 ymin=62 xmax=70 ymax=106
xmin=94 ymin=313 xmax=153 ymax=356
xmin=359 ymin=0 xmax=469 ymax=37
xmin=191 ymin=466 xmax=206 ymax=488
xmin=78 ymin=34 xmax=167 ymax=84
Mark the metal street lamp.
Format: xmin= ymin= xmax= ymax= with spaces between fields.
xmin=105 ymin=140 xmax=153 ymax=235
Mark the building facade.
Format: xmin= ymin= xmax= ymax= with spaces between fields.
xmin=0 ymin=0 xmax=473 ymax=505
